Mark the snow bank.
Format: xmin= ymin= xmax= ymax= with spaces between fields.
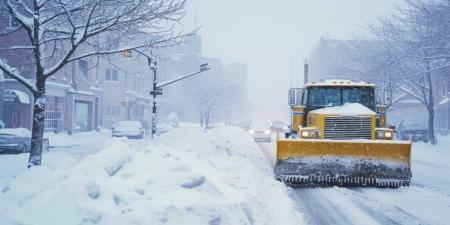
xmin=310 ymin=103 xmax=376 ymax=116
xmin=0 ymin=124 xmax=303 ymax=225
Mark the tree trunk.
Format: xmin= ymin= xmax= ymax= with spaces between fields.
xmin=426 ymin=61 xmax=437 ymax=145
xmin=199 ymin=113 xmax=204 ymax=128
xmin=28 ymin=78 xmax=46 ymax=167
xmin=427 ymin=105 xmax=436 ymax=144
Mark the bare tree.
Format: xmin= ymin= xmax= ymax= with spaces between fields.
xmin=0 ymin=0 xmax=187 ymax=166
xmin=193 ymin=83 xmax=224 ymax=129
xmin=368 ymin=0 xmax=450 ymax=144
xmin=191 ymin=75 xmax=239 ymax=129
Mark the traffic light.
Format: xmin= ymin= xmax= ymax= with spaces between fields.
xmin=121 ymin=50 xmax=133 ymax=58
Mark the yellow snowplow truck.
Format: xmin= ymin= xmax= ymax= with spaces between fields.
xmin=275 ymin=80 xmax=412 ymax=188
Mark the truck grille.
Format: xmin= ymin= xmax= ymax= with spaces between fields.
xmin=324 ymin=116 xmax=372 ymax=140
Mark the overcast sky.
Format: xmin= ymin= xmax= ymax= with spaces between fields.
xmin=182 ymin=0 xmax=400 ymax=122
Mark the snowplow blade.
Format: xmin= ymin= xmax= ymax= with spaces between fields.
xmin=275 ymin=139 xmax=412 ymax=187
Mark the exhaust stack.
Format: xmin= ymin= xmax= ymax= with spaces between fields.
xmin=304 ymin=59 xmax=309 ymax=84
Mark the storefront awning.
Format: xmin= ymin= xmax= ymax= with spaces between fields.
xmin=2 ymin=89 xmax=31 ymax=104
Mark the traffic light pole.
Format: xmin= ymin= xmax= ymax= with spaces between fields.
xmin=147 ymin=56 xmax=209 ymax=139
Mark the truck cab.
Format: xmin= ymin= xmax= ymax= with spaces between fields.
xmin=288 ymin=80 xmax=390 ymax=140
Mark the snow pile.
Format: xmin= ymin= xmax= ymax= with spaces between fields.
xmin=44 ymin=130 xmax=110 ymax=148
xmin=310 ymin=103 xmax=376 ymax=116
xmin=0 ymin=124 xmax=303 ymax=225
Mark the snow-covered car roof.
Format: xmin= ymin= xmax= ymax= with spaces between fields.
xmin=0 ymin=128 xmax=32 ymax=137
xmin=305 ymin=79 xmax=375 ymax=87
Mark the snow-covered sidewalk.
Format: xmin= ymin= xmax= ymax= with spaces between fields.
xmin=0 ymin=124 xmax=304 ymax=225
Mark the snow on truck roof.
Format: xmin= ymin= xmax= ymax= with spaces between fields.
xmin=305 ymin=79 xmax=375 ymax=87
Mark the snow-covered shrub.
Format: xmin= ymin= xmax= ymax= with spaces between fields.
xmin=166 ymin=112 xmax=179 ymax=128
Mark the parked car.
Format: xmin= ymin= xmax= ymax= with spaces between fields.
xmin=248 ymin=128 xmax=272 ymax=142
xmin=112 ymin=121 xmax=144 ymax=139
xmin=397 ymin=120 xmax=428 ymax=142
xmin=0 ymin=128 xmax=31 ymax=154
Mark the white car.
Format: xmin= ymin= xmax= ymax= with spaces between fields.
xmin=112 ymin=121 xmax=144 ymax=139
xmin=270 ymin=120 xmax=288 ymax=132
xmin=248 ymin=129 xmax=272 ymax=142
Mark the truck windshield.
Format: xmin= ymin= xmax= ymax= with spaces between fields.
xmin=307 ymin=86 xmax=375 ymax=110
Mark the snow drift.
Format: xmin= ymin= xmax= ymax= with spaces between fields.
xmin=0 ymin=124 xmax=303 ymax=225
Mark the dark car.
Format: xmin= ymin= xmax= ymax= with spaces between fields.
xmin=0 ymin=128 xmax=32 ymax=154
xmin=397 ymin=120 xmax=428 ymax=142
xmin=112 ymin=121 xmax=144 ymax=139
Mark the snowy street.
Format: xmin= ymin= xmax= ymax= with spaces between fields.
xmin=259 ymin=138 xmax=450 ymax=225
xmin=1 ymin=1 xmax=450 ymax=224
xmin=1 ymin=125 xmax=450 ymax=225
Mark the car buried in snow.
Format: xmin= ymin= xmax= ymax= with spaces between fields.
xmin=112 ymin=121 xmax=145 ymax=139
xmin=0 ymin=128 xmax=31 ymax=154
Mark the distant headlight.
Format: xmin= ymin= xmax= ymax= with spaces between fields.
xmin=300 ymin=127 xmax=319 ymax=139
xmin=264 ymin=130 xmax=271 ymax=135
xmin=376 ymin=128 xmax=394 ymax=140
xmin=248 ymin=130 xmax=255 ymax=134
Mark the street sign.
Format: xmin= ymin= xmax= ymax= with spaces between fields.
xmin=150 ymin=90 xmax=163 ymax=96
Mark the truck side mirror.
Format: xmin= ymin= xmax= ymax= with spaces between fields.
xmin=289 ymin=88 xmax=303 ymax=106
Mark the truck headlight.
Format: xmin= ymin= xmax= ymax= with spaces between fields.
xmin=376 ymin=128 xmax=394 ymax=140
xmin=300 ymin=128 xmax=319 ymax=139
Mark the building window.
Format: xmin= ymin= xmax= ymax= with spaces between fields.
xmin=106 ymin=105 xmax=120 ymax=119
xmin=45 ymin=96 xmax=64 ymax=132
xmin=78 ymin=60 xmax=89 ymax=80
xmin=105 ymin=68 xmax=118 ymax=81
xmin=7 ymin=16 xmax=20 ymax=29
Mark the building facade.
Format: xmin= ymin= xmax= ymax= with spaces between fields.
xmin=1 ymin=13 xmax=247 ymax=133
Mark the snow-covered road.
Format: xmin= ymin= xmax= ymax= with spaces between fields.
xmin=258 ymin=138 xmax=450 ymax=225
